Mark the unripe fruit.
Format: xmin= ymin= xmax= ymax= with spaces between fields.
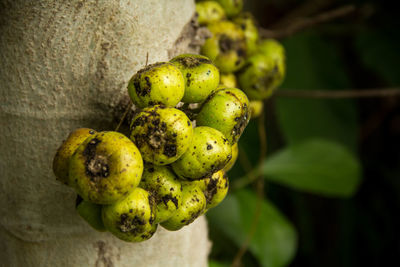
xmin=161 ymin=182 xmax=206 ymax=231
xmin=69 ymin=131 xmax=143 ymax=204
xmin=127 ymin=62 xmax=185 ymax=108
xmin=238 ymin=39 xmax=285 ymax=100
xmin=196 ymin=1 xmax=226 ymax=25
xmin=258 ymin=38 xmax=286 ymax=59
xmin=220 ymin=73 xmax=237 ymax=88
xmin=201 ymin=20 xmax=247 ymax=73
xmin=170 ymin=54 xmax=220 ymax=103
xmin=249 ymin=100 xmax=264 ymax=118
xmin=203 ymin=170 xmax=229 ymax=210
xmin=130 ymin=105 xmax=193 ymax=165
xmin=75 ymin=195 xmax=106 ymax=232
xmin=53 ymin=128 xmax=96 ymax=186
xmin=214 ymin=0 xmax=243 ymax=18
xmin=139 ymin=164 xmax=182 ymax=223
xmin=196 ymin=88 xmax=250 ymax=144
xmin=102 ymin=188 xmax=157 ymax=242
xmin=172 ymin=126 xmax=232 ymax=180
xmin=233 ymin=12 xmax=259 ymax=55
xmin=223 ymin=143 xmax=238 ymax=172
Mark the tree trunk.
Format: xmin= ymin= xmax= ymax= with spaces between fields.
xmin=0 ymin=1 xmax=210 ymax=266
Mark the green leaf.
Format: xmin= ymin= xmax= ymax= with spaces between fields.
xmin=207 ymin=189 xmax=298 ymax=267
xmin=277 ymin=32 xmax=358 ymax=151
xmin=263 ymin=138 xmax=362 ymax=197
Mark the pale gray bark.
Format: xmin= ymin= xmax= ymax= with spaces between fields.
xmin=0 ymin=1 xmax=210 ymax=266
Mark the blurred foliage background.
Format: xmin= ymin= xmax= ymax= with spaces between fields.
xmin=207 ymin=0 xmax=400 ymax=266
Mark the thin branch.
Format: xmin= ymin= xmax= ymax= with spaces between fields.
xmin=260 ymin=5 xmax=356 ymax=39
xmin=114 ymin=102 xmax=133 ymax=132
xmin=275 ymin=88 xmax=400 ymax=99
xmin=237 ymin=144 xmax=255 ymax=174
xmin=231 ymin=168 xmax=259 ymax=191
xmin=271 ymin=0 xmax=335 ymax=29
xmin=231 ymin=112 xmax=267 ymax=267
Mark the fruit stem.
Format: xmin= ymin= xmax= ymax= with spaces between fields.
xmin=114 ymin=101 xmax=133 ymax=132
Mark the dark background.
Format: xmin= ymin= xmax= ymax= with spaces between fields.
xmin=208 ymin=0 xmax=400 ymax=266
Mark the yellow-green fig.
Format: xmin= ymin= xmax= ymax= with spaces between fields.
xmin=214 ymin=0 xmax=243 ymax=18
xmin=201 ymin=20 xmax=247 ymax=73
xmin=102 ymin=187 xmax=157 ymax=242
xmin=69 ymin=131 xmax=143 ymax=204
xmin=233 ymin=12 xmax=259 ymax=55
xmin=238 ymin=39 xmax=286 ymax=100
xmin=53 ymin=128 xmax=96 ymax=186
xmin=249 ymin=100 xmax=264 ymax=118
xmin=170 ymin=54 xmax=220 ymax=103
xmin=171 ymin=126 xmax=232 ymax=180
xmin=196 ymin=1 xmax=226 ymax=25
xmin=139 ymin=164 xmax=182 ymax=223
xmin=196 ymin=88 xmax=250 ymax=144
xmin=203 ymin=170 xmax=229 ymax=210
xmin=161 ymin=182 xmax=206 ymax=231
xmin=130 ymin=105 xmax=193 ymax=165
xmin=75 ymin=195 xmax=106 ymax=232
xmin=127 ymin=62 xmax=185 ymax=108
xmin=223 ymin=143 xmax=238 ymax=172
xmin=220 ymin=73 xmax=237 ymax=88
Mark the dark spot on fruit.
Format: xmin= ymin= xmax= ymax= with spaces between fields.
xmin=186 ymin=73 xmax=192 ymax=87
xmin=83 ymin=138 xmax=110 ymax=180
xmin=148 ymin=195 xmax=156 ymax=224
xmin=204 ymin=176 xmax=219 ymax=204
xmin=132 ymin=115 xmax=147 ymax=127
xmin=231 ymin=103 xmax=250 ymax=142
xmin=219 ymin=34 xmax=233 ymax=53
xmin=207 ymin=144 xmax=213 ymax=150
xmin=152 ymin=118 xmax=160 ymax=126
xmin=163 ymin=143 xmax=177 ymax=158
xmin=145 ymin=76 xmax=151 ymax=87
xmin=162 ymin=194 xmax=179 ymax=209
xmin=186 ymin=209 xmax=203 ymax=225
xmin=118 ymin=213 xmax=146 ymax=234
xmin=175 ymin=56 xmax=211 ymax=68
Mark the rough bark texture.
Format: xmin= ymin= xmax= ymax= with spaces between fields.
xmin=0 ymin=1 xmax=211 ymax=266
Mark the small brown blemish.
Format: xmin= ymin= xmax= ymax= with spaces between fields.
xmin=83 ymin=138 xmax=110 ymax=180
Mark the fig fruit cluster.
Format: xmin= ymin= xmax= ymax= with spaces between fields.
xmin=196 ymin=0 xmax=286 ymax=118
xmin=53 ymin=53 xmax=250 ymax=242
